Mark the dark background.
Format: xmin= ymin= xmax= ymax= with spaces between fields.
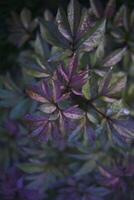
xmin=0 ymin=0 xmax=134 ymax=74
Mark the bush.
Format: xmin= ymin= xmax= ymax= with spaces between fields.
xmin=0 ymin=0 xmax=134 ymax=199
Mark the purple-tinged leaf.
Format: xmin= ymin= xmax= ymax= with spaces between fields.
xmin=31 ymin=125 xmax=45 ymax=137
xmin=90 ymin=0 xmax=104 ymax=18
xmin=41 ymin=80 xmax=52 ymax=101
xmin=58 ymin=65 xmax=69 ymax=83
xmin=67 ymin=0 xmax=81 ymax=36
xmin=56 ymin=7 xmax=72 ymax=42
xmin=111 ymin=119 xmax=134 ymax=139
xmin=85 ymin=124 xmax=96 ymax=142
xmin=4 ymin=119 xmax=19 ymax=136
xmin=104 ymin=0 xmax=116 ymax=18
xmin=109 ymin=75 xmax=127 ymax=95
xmin=71 ymin=71 xmax=88 ymax=93
xmin=102 ymin=47 xmax=127 ymax=67
xmin=68 ymin=54 xmax=78 ymax=78
xmin=26 ymin=89 xmax=48 ymax=103
xmin=39 ymin=19 xmax=70 ymax=49
xmin=63 ymin=105 xmax=84 ymax=119
xmin=99 ymin=71 xmax=126 ymax=98
xmin=99 ymin=70 xmax=112 ymax=95
xmin=25 ymin=114 xmax=49 ymax=122
xmin=98 ymin=166 xmax=121 ymax=188
xmin=76 ymin=19 xmax=106 ymax=52
xmin=51 ymin=80 xmax=63 ymax=103
xmin=77 ymin=8 xmax=96 ymax=40
xmin=114 ymin=5 xmax=126 ymax=27
xmin=56 ymin=92 xmax=71 ymax=103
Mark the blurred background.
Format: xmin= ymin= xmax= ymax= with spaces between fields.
xmin=0 ymin=0 xmax=134 ymax=74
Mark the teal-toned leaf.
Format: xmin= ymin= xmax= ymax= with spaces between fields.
xmin=75 ymin=160 xmax=96 ymax=176
xmin=18 ymin=163 xmax=45 ymax=173
xmin=33 ymin=33 xmax=50 ymax=60
xmin=39 ymin=19 xmax=70 ymax=49
xmin=10 ymin=98 xmax=30 ymax=119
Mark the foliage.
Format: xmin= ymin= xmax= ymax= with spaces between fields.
xmin=0 ymin=0 xmax=134 ymax=200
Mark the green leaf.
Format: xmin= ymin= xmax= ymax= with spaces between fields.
xmin=82 ymin=80 xmax=91 ymax=100
xmin=109 ymin=73 xmax=127 ymax=96
xmin=99 ymin=71 xmax=127 ymax=99
xmin=18 ymin=163 xmax=45 ymax=173
xmin=24 ymin=68 xmax=50 ymax=78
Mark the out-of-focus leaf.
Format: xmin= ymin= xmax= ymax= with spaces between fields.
xmin=10 ymin=98 xmax=30 ymax=119
xmin=18 ymin=163 xmax=45 ymax=173
xmin=104 ymin=0 xmax=116 ymax=18
xmin=114 ymin=5 xmax=126 ymax=26
xmin=44 ymin=9 xmax=53 ymax=21
xmin=20 ymin=8 xmax=32 ymax=29
xmin=90 ymin=0 xmax=103 ymax=18
xmin=75 ymin=160 xmax=96 ymax=176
